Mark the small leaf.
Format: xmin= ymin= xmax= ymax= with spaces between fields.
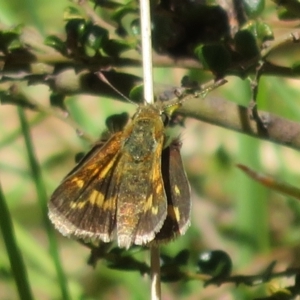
xmin=65 ymin=19 xmax=86 ymax=41
xmin=7 ymin=38 xmax=22 ymax=51
xmin=44 ymin=35 xmax=66 ymax=53
xmin=195 ymin=44 xmax=231 ymax=74
xmin=64 ymin=6 xmax=84 ymax=21
xmin=105 ymin=112 xmax=130 ymax=133
xmin=295 ymin=273 xmax=300 ymax=288
xmin=197 ymin=250 xmax=232 ymax=282
xmin=174 ymin=249 xmax=190 ymax=266
xmin=49 ymin=93 xmax=66 ymax=111
xmin=277 ymin=7 xmax=299 ymax=20
xmin=111 ymin=2 xmax=138 ymax=37
xmin=84 ymin=25 xmax=109 ymax=52
xmin=234 ymin=21 xmax=273 ymax=59
xmin=102 ymin=39 xmax=133 ymax=57
xmin=74 ymin=152 xmax=85 ymax=164
xmin=111 ymin=2 xmax=138 ymax=24
xmin=273 ymin=0 xmax=300 ymax=19
xmin=129 ymin=84 xmax=143 ymax=103
xmin=0 ymin=25 xmax=23 ymax=52
xmin=160 ymin=250 xmax=190 ymax=282
xmin=130 ymin=18 xmax=140 ymax=36
xmin=242 ymin=20 xmax=273 ymax=45
xmin=291 ymin=62 xmax=300 ymax=75
xmin=91 ymin=0 xmax=122 ymax=9
xmin=234 ymin=29 xmax=259 ymax=58
xmin=242 ymin=0 xmax=265 ymax=17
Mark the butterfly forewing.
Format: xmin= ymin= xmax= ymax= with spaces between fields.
xmin=48 ymin=132 xmax=123 ymax=242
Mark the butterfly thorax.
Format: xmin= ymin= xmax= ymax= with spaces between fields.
xmin=121 ymin=105 xmax=165 ymax=162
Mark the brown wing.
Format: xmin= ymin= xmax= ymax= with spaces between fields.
xmin=114 ymin=136 xmax=168 ymax=249
xmin=154 ymin=139 xmax=191 ymax=243
xmin=48 ymin=132 xmax=123 ymax=243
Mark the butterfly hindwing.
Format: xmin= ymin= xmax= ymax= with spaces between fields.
xmin=154 ymin=139 xmax=191 ymax=242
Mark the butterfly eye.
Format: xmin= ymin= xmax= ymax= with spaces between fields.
xmin=161 ymin=112 xmax=170 ymax=126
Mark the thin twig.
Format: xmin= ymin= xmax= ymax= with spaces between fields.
xmin=139 ymin=0 xmax=161 ymax=298
xmin=150 ymin=246 xmax=161 ymax=300
xmin=140 ymin=0 xmax=154 ymax=105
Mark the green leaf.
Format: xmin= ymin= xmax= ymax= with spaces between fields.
xmin=49 ymin=93 xmax=66 ymax=111
xmin=242 ymin=20 xmax=273 ymax=45
xmin=234 ymin=29 xmax=259 ymax=58
xmin=63 ymin=6 xmax=84 ymax=21
xmin=65 ymin=19 xmax=87 ymax=41
xmin=197 ymin=250 xmax=232 ymax=285
xmin=84 ymin=25 xmax=109 ymax=52
xmin=242 ymin=0 xmax=265 ymax=17
xmin=44 ymin=35 xmax=66 ymax=53
xmin=129 ymin=84 xmax=143 ymax=103
xmin=273 ymin=0 xmax=300 ymax=18
xmin=194 ymin=44 xmax=231 ymax=74
xmin=277 ymin=7 xmax=299 ymax=20
xmin=234 ymin=20 xmax=273 ymax=59
xmin=0 ymin=25 xmax=23 ymax=52
xmin=111 ymin=2 xmax=138 ymax=24
xmin=91 ymin=0 xmax=122 ymax=9
xmin=102 ymin=39 xmax=133 ymax=56
xmin=174 ymin=249 xmax=190 ymax=265
xmin=291 ymin=62 xmax=300 ymax=74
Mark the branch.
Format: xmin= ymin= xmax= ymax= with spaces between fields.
xmin=178 ymin=94 xmax=300 ymax=151
xmin=3 ymin=71 xmax=300 ymax=151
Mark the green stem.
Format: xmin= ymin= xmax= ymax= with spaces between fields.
xmin=236 ymin=135 xmax=270 ymax=264
xmin=0 ymin=183 xmax=34 ymax=300
xmin=17 ymin=107 xmax=71 ymax=300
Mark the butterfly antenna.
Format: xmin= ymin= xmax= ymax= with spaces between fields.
xmin=96 ymin=71 xmax=137 ymax=106
xmin=178 ymin=78 xmax=227 ymax=106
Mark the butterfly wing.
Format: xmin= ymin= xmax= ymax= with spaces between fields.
xmin=48 ymin=132 xmax=123 ymax=243
xmin=154 ymin=139 xmax=191 ymax=243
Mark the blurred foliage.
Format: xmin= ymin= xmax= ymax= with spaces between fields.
xmin=2 ymin=0 xmax=300 ymax=300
